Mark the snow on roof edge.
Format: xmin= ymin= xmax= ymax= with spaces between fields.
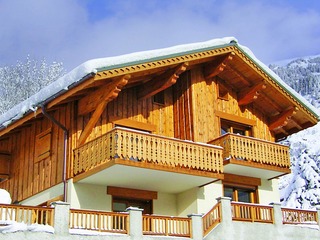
xmin=237 ymin=43 xmax=320 ymax=120
xmin=0 ymin=37 xmax=237 ymax=128
xmin=0 ymin=36 xmax=318 ymax=130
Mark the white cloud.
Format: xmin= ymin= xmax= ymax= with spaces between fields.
xmin=0 ymin=0 xmax=319 ymax=70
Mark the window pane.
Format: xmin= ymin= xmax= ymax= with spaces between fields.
xmin=224 ymin=187 xmax=234 ymax=200
xmin=237 ymin=189 xmax=251 ymax=203
xmin=113 ymin=202 xmax=127 ymax=212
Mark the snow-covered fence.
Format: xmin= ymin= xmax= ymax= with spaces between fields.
xmin=0 ymin=203 xmax=53 ymax=225
xmin=282 ymin=207 xmax=318 ymax=225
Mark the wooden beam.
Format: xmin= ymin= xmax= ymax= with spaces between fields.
xmin=238 ymin=82 xmax=267 ymax=106
xmin=138 ymin=62 xmax=189 ymax=100
xmin=78 ymin=76 xmax=129 ymax=146
xmin=269 ymin=107 xmax=298 ymax=131
xmin=204 ymin=52 xmax=235 ymax=79
xmin=78 ymin=75 xmax=131 ymax=116
xmin=225 ymin=65 xmax=251 ymax=86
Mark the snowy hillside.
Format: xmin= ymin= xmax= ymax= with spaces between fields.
xmin=270 ymin=56 xmax=320 ymax=209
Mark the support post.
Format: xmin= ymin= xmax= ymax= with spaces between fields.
xmin=51 ymin=201 xmax=70 ymax=235
xmin=270 ymin=202 xmax=283 ymax=226
xmin=188 ymin=213 xmax=203 ymax=240
xmin=317 ymin=206 xmax=320 ymax=229
xmin=216 ymin=197 xmax=232 ymax=224
xmin=127 ymin=207 xmax=143 ymax=239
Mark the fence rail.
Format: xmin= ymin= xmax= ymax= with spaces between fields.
xmin=69 ymin=209 xmax=128 ymax=233
xmin=209 ymin=133 xmax=290 ymax=168
xmin=142 ymin=215 xmax=191 ymax=237
xmin=202 ymin=202 xmax=221 ymax=236
xmin=231 ymin=202 xmax=273 ymax=223
xmin=282 ymin=208 xmax=318 ymax=225
xmin=0 ymin=203 xmax=54 ymax=225
xmin=74 ymin=127 xmax=223 ymax=175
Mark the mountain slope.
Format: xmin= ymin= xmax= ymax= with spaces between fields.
xmin=270 ymin=57 xmax=320 ymax=209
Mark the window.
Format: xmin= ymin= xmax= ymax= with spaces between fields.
xmin=221 ymin=119 xmax=252 ymax=136
xmin=217 ymin=81 xmax=229 ymax=100
xmin=112 ymin=197 xmax=152 ymax=214
xmin=0 ymin=152 xmax=10 ymax=181
xmin=153 ymin=91 xmax=165 ymax=105
xmin=224 ymin=186 xmax=257 ymax=203
xmin=107 ymin=186 xmax=157 ymax=214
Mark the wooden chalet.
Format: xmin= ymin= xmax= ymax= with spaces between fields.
xmin=0 ymin=37 xmax=318 ymax=216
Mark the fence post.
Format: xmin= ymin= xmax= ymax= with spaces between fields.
xmin=187 ymin=213 xmax=203 ymax=240
xmin=51 ymin=201 xmax=70 ymax=235
xmin=317 ymin=206 xmax=320 ymax=229
xmin=127 ymin=207 xmax=143 ymax=239
xmin=216 ymin=197 xmax=232 ymax=224
xmin=270 ymin=202 xmax=283 ymax=226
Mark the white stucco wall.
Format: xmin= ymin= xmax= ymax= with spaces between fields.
xmin=68 ymin=181 xmax=111 ymax=211
xmin=153 ymin=192 xmax=177 ymax=216
xmin=258 ymin=179 xmax=280 ymax=204
xmin=20 ymin=183 xmax=64 ymax=206
xmin=176 ymin=187 xmax=198 ymax=216
xmin=197 ymin=181 xmax=223 ymax=214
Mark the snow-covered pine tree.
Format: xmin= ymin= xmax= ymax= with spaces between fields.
xmin=270 ymin=56 xmax=320 ymax=209
xmin=0 ymin=56 xmax=65 ymax=113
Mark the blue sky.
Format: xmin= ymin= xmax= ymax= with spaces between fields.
xmin=1 ymin=0 xmax=320 ymax=70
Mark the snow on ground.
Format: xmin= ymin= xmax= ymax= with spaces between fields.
xmin=0 ymin=189 xmax=11 ymax=204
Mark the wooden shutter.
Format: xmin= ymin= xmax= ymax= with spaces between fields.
xmin=35 ymin=128 xmax=52 ymax=162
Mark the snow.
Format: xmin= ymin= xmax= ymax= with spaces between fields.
xmin=0 ymin=189 xmax=11 ymax=204
xmin=0 ymin=36 xmax=318 ymax=130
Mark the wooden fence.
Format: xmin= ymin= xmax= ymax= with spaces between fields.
xmin=142 ymin=215 xmax=191 ymax=237
xmin=69 ymin=209 xmax=128 ymax=233
xmin=231 ymin=202 xmax=274 ymax=223
xmin=202 ymin=202 xmax=221 ymax=236
xmin=0 ymin=203 xmax=53 ymax=225
xmin=282 ymin=207 xmax=318 ymax=225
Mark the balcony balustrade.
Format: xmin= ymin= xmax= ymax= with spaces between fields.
xmin=73 ymin=127 xmax=224 ymax=176
xmin=208 ymin=133 xmax=290 ymax=169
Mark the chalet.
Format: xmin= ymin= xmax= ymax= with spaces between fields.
xmin=0 ymin=37 xmax=318 ymax=220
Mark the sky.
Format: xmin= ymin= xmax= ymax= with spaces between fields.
xmin=0 ymin=0 xmax=320 ymax=71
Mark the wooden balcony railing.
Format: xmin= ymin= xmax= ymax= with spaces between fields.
xmin=69 ymin=209 xmax=128 ymax=233
xmin=74 ymin=127 xmax=223 ymax=175
xmin=231 ymin=202 xmax=274 ymax=223
xmin=0 ymin=204 xmax=54 ymax=225
xmin=142 ymin=215 xmax=191 ymax=237
xmin=202 ymin=202 xmax=221 ymax=236
xmin=209 ymin=133 xmax=290 ymax=168
xmin=282 ymin=207 xmax=318 ymax=225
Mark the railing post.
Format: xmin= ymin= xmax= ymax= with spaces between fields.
xmin=269 ymin=202 xmax=283 ymax=226
xmin=51 ymin=201 xmax=70 ymax=235
xmin=317 ymin=206 xmax=320 ymax=229
xmin=188 ymin=213 xmax=203 ymax=240
xmin=216 ymin=197 xmax=232 ymax=224
xmin=127 ymin=207 xmax=143 ymax=239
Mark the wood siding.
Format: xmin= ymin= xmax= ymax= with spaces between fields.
xmin=0 ymin=103 xmax=74 ymax=202
xmin=0 ymin=66 xmax=276 ymax=202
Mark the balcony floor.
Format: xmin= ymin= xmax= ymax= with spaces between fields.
xmin=224 ymin=159 xmax=291 ymax=179
xmin=73 ymin=159 xmax=223 ymax=194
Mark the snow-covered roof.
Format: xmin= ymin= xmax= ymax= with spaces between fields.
xmin=0 ymin=37 xmax=319 ymax=129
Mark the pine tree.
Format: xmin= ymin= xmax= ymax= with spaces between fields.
xmin=0 ymin=56 xmax=65 ymax=113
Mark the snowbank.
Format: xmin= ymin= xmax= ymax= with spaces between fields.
xmin=0 ymin=189 xmax=11 ymax=204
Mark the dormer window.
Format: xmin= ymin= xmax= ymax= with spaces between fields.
xmin=217 ymin=78 xmax=229 ymax=100
xmin=153 ymin=91 xmax=165 ymax=105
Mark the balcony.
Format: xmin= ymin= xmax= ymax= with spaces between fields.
xmin=208 ymin=133 xmax=290 ymax=179
xmin=73 ymin=127 xmax=223 ymax=193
